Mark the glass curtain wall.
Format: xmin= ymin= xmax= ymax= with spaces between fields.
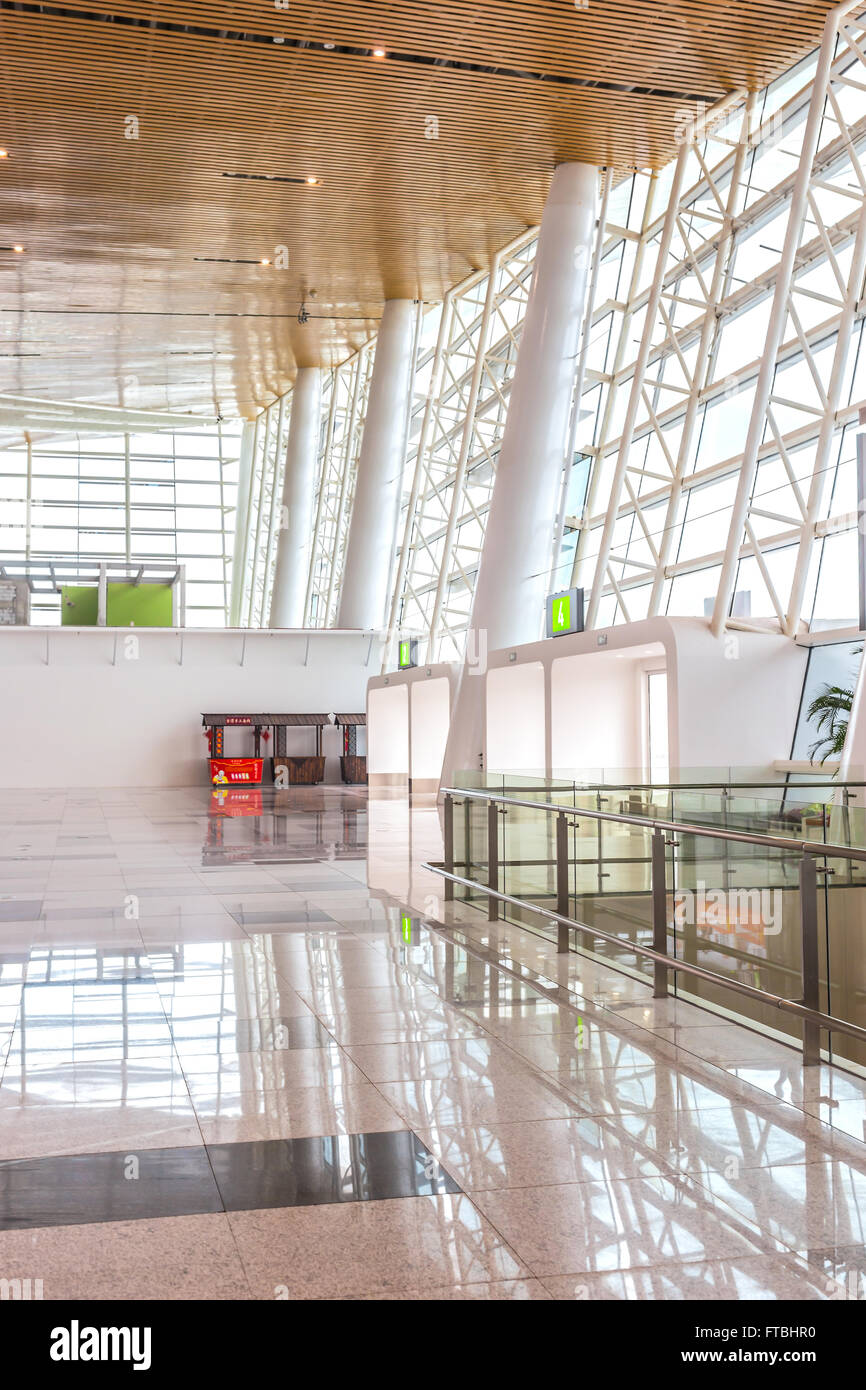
xmin=237 ymin=21 xmax=866 ymax=648
xmin=0 ymin=422 xmax=241 ymax=624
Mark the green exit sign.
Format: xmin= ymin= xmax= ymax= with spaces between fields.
xmin=546 ymin=587 xmax=585 ymax=638
xmin=397 ymin=638 xmax=418 ymax=669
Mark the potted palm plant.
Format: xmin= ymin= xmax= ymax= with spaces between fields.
xmin=807 ymin=684 xmax=854 ymax=764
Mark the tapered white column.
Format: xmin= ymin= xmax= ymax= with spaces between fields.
xmin=268 ymin=368 xmax=322 ymax=628
xmin=229 ymin=419 xmax=256 ymax=627
xmin=470 ymin=163 xmax=597 ymax=651
xmin=336 ymin=299 xmax=414 ymax=630
xmin=442 ymin=162 xmax=597 ymax=783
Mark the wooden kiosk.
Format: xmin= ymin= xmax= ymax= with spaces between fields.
xmin=201 ymin=712 xmax=366 ymax=785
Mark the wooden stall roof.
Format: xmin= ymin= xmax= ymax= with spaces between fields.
xmin=202 ymin=712 xmax=332 ymax=725
xmin=335 ymin=713 xmax=366 ymax=726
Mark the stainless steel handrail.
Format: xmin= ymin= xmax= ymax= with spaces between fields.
xmin=441 ymin=785 xmax=866 ymax=861
xmin=474 ymin=779 xmax=866 ymax=793
xmin=434 ymin=786 xmax=866 ymax=1066
xmin=422 ymin=862 xmax=866 ymax=1048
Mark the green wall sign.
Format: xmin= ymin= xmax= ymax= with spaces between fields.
xmin=397 ymin=638 xmax=418 ymax=670
xmin=546 ymin=587 xmax=585 ymax=638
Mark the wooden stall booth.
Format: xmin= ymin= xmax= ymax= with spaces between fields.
xmin=336 ymin=713 xmax=367 ymax=784
xmin=202 ymin=713 xmax=366 ymax=785
xmin=271 ymin=713 xmax=329 ymax=785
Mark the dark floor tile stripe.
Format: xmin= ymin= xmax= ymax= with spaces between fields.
xmin=0 ymin=1131 xmax=460 ymax=1231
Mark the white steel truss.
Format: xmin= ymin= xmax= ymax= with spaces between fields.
xmin=304 ymin=344 xmax=375 ymax=628
xmin=231 ymin=391 xmax=291 ymax=629
xmin=238 ymin=5 xmax=866 ymax=649
xmin=578 ymin=6 xmax=866 ymax=636
xmin=388 ymin=232 xmax=537 ymax=664
xmin=713 ymin=2 xmax=866 ymax=636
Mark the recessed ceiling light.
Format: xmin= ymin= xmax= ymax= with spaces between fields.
xmin=222 ymin=172 xmax=319 ymax=186
xmin=13 ymin=245 xmax=24 ymax=253
xmin=260 ymin=258 xmax=271 ymax=266
xmin=372 ymin=47 xmax=386 ymax=58
xmin=306 ymin=176 xmax=320 ymax=185
xmin=324 ymin=42 xmax=335 ymax=50
xmin=0 ymin=149 xmax=8 ymax=159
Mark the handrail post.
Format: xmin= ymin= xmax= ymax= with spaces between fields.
xmin=800 ymin=852 xmax=821 ymax=1066
xmin=556 ymin=811 xmax=569 ymax=953
xmin=652 ymin=827 xmax=669 ymax=999
xmin=487 ymin=800 xmax=499 ymax=921
xmin=443 ymin=793 xmax=454 ymax=902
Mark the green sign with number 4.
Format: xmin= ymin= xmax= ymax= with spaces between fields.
xmin=546 ymin=588 xmax=584 ymax=638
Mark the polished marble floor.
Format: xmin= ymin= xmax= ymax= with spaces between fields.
xmin=1 ymin=785 xmax=866 ymax=1299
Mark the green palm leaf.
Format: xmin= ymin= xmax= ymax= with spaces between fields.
xmin=807 ymin=685 xmax=854 ymax=763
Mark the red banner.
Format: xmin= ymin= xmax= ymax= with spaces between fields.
xmin=209 ymin=757 xmax=263 ymax=786
xmin=209 ymin=788 xmax=263 ymax=817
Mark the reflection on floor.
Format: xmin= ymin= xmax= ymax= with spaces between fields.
xmin=0 ymin=785 xmax=865 ymax=1299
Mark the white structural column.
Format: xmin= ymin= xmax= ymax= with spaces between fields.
xmin=268 ymin=368 xmax=322 ymax=628
xmin=441 ymin=163 xmax=597 ymax=783
xmin=336 ymin=299 xmax=415 ymax=630
xmin=229 ymin=420 xmax=257 ymax=627
xmin=469 ymin=163 xmax=597 ymax=651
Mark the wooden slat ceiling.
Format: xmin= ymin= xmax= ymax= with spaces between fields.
xmin=0 ymin=0 xmax=848 ymax=419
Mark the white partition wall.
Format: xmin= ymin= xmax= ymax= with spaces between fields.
xmin=0 ymin=628 xmax=383 ymax=788
xmin=367 ymin=683 xmax=410 ymax=788
xmin=367 ymin=617 xmax=809 ymax=789
xmin=366 ymin=663 xmax=456 ymax=792
xmin=432 ymin=617 xmax=811 ymax=786
xmin=551 ymin=645 xmax=666 ymax=780
xmin=486 ymin=662 xmax=545 ymax=775
xmin=410 ymin=678 xmax=451 ymax=792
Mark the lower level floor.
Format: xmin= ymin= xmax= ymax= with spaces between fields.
xmin=0 ymin=786 xmax=865 ymax=1300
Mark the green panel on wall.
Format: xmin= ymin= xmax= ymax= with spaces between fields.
xmin=60 ymin=586 xmax=99 ymax=625
xmin=107 ymin=583 xmax=173 ymax=627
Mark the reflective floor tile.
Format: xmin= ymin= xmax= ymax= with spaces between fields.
xmin=699 ymin=1158 xmax=866 ymax=1255
xmin=0 ymin=1059 xmax=193 ymax=1107
xmin=178 ymin=1044 xmax=368 ymax=1093
xmin=227 ymin=1193 xmax=529 ymax=1298
xmin=416 ymin=1116 xmax=673 ymax=1190
xmin=0 ymin=1144 xmax=222 ymax=1230
xmin=503 ymin=1027 xmax=678 ymax=1076
xmin=0 ymin=1102 xmax=203 ymax=1160
xmin=195 ymin=1083 xmax=406 ymax=1143
xmin=540 ymin=1254 xmax=837 ymax=1300
xmin=375 ymin=1073 xmax=577 ymax=1129
xmin=207 ymin=1130 xmax=460 ymax=1209
xmin=318 ymin=1008 xmax=486 ymax=1047
xmin=332 ymin=1278 xmax=553 ymax=1300
xmin=0 ymin=902 xmax=42 ymax=921
xmin=0 ymin=1212 xmax=252 ymax=1299
xmin=227 ymin=908 xmax=336 ymax=926
xmin=342 ymin=1036 xmax=536 ymax=1084
xmin=470 ymin=1175 xmax=781 ymax=1276
xmin=294 ymin=984 xmax=443 ymax=1016
xmin=172 ymin=1015 xmax=335 ymax=1054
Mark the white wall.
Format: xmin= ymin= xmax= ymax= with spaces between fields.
xmin=410 ymin=677 xmax=451 ymax=782
xmin=551 ymin=648 xmax=662 ymax=778
xmin=367 ymin=683 xmax=409 ymax=778
xmin=486 ymin=662 xmax=545 ymax=773
xmin=0 ymin=628 xmax=382 ymax=788
xmin=671 ymin=622 xmax=808 ymax=776
xmin=369 ymin=617 xmax=808 ymax=788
